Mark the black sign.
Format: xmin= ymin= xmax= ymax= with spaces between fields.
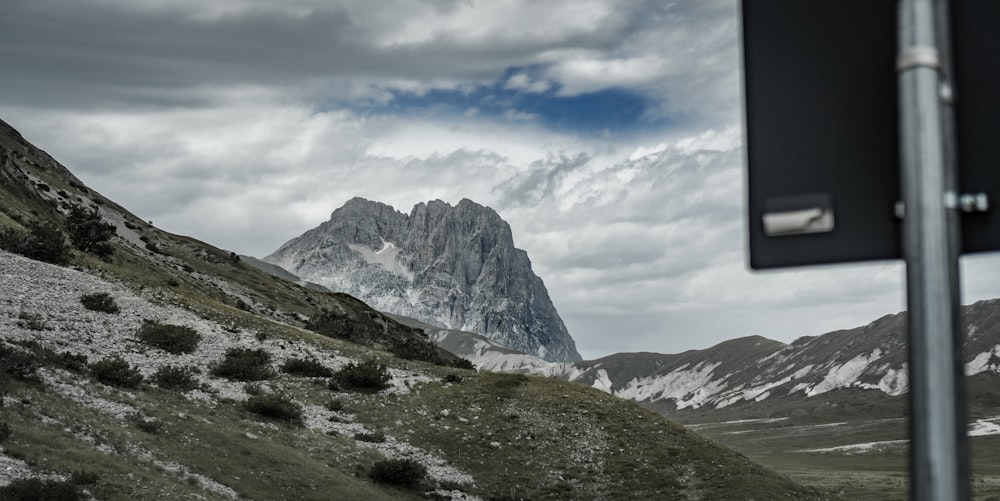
xmin=744 ymin=0 xmax=1000 ymax=269
xmin=743 ymin=0 xmax=900 ymax=269
xmin=953 ymin=0 xmax=1000 ymax=254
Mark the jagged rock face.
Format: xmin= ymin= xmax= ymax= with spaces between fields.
xmin=265 ymin=197 xmax=582 ymax=362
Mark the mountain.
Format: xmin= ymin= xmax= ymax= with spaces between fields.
xmin=0 ymin=117 xmax=835 ymax=499
xmin=437 ymin=299 xmax=1000 ymax=422
xmin=263 ymin=197 xmax=582 ymax=363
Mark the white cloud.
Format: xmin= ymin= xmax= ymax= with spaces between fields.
xmin=501 ymin=109 xmax=538 ymax=121
xmin=504 ymin=73 xmax=552 ymax=94
xmin=546 ymin=55 xmax=674 ymax=95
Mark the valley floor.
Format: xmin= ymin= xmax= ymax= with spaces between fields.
xmin=688 ymin=415 xmax=1000 ymax=500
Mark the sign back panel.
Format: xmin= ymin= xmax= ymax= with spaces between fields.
xmin=743 ymin=0 xmax=901 ymax=269
xmin=953 ymin=0 xmax=1000 ymax=254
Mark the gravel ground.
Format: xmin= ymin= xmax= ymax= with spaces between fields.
xmin=0 ymin=249 xmax=478 ymax=498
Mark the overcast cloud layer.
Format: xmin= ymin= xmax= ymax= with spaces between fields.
xmin=3 ymin=0 xmax=1000 ymax=360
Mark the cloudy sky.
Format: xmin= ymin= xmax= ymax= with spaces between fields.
xmin=3 ymin=0 xmax=1000 ymax=360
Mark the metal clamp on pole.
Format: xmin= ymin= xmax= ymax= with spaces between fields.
xmin=897 ymin=46 xmax=941 ymax=72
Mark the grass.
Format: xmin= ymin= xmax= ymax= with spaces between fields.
xmin=0 ymin=374 xmax=411 ymax=501
xmin=686 ymin=407 xmax=1000 ymax=501
xmin=350 ymin=371 xmax=830 ymax=500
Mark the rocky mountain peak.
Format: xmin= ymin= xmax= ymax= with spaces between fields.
xmin=265 ymin=198 xmax=581 ymax=362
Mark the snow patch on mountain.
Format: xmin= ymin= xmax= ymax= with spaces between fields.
xmin=966 ymin=345 xmax=1000 ymax=375
xmin=876 ymin=365 xmax=909 ymax=395
xmin=347 ymin=239 xmax=413 ymax=281
xmin=592 ymin=369 xmax=613 ymax=393
xmin=616 ymin=361 xmax=725 ymax=409
xmin=804 ymin=349 xmax=884 ymax=397
xmin=715 ymin=376 xmax=793 ymax=409
xmin=969 ymin=416 xmax=1000 ymax=437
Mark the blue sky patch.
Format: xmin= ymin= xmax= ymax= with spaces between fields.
xmin=357 ymin=69 xmax=666 ymax=137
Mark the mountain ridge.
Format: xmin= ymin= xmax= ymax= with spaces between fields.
xmin=264 ymin=196 xmax=582 ymax=362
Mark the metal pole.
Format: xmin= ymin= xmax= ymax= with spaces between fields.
xmin=897 ymin=0 xmax=970 ymax=499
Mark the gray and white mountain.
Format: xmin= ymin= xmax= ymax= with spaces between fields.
xmin=430 ymin=299 xmax=1000 ymax=421
xmin=263 ymin=197 xmax=582 ymax=362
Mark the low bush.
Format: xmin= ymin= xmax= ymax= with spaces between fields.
xmin=130 ymin=413 xmax=163 ymax=434
xmin=152 ymin=365 xmax=200 ymax=391
xmin=0 ymin=477 xmax=85 ymax=501
xmin=443 ymin=373 xmax=463 ymax=384
xmin=243 ymin=382 xmax=264 ymax=395
xmin=354 ymin=431 xmax=386 ymax=443
xmin=330 ymin=360 xmax=391 ymax=393
xmin=0 ymin=344 xmax=39 ymax=379
xmin=368 ymin=458 xmax=427 ymax=488
xmin=136 ymin=320 xmax=201 ymax=355
xmin=89 ymin=357 xmax=144 ymax=388
xmin=211 ymin=348 xmax=274 ymax=382
xmin=280 ymin=357 xmax=333 ymax=378
xmin=0 ymin=221 xmax=71 ymax=264
xmin=54 ymin=351 xmax=88 ymax=372
xmin=80 ymin=292 xmax=119 ymax=314
xmin=325 ymin=398 xmax=345 ymax=412
xmin=243 ymin=393 xmax=303 ymax=425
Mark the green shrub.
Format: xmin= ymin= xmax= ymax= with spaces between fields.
xmin=65 ymin=205 xmax=115 ymax=257
xmin=136 ymin=320 xmax=201 ymax=354
xmin=130 ymin=413 xmax=163 ymax=434
xmin=0 ymin=221 xmax=70 ymax=264
xmin=368 ymin=458 xmax=427 ymax=488
xmin=325 ymin=398 xmax=345 ymax=412
xmin=0 ymin=344 xmax=39 ymax=379
xmin=80 ymin=292 xmax=119 ymax=314
xmin=211 ymin=348 xmax=274 ymax=382
xmin=243 ymin=393 xmax=303 ymax=425
xmin=54 ymin=351 xmax=88 ymax=372
xmin=354 ymin=431 xmax=386 ymax=443
xmin=152 ymin=365 xmax=200 ymax=391
xmin=280 ymin=357 xmax=333 ymax=378
xmin=331 ymin=360 xmax=391 ymax=393
xmin=243 ymin=382 xmax=264 ymax=395
xmin=89 ymin=357 xmax=144 ymax=388
xmin=0 ymin=477 xmax=84 ymax=501
xmin=443 ymin=373 xmax=463 ymax=384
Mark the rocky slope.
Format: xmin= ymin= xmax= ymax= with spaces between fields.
xmin=263 ymin=197 xmax=581 ymax=363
